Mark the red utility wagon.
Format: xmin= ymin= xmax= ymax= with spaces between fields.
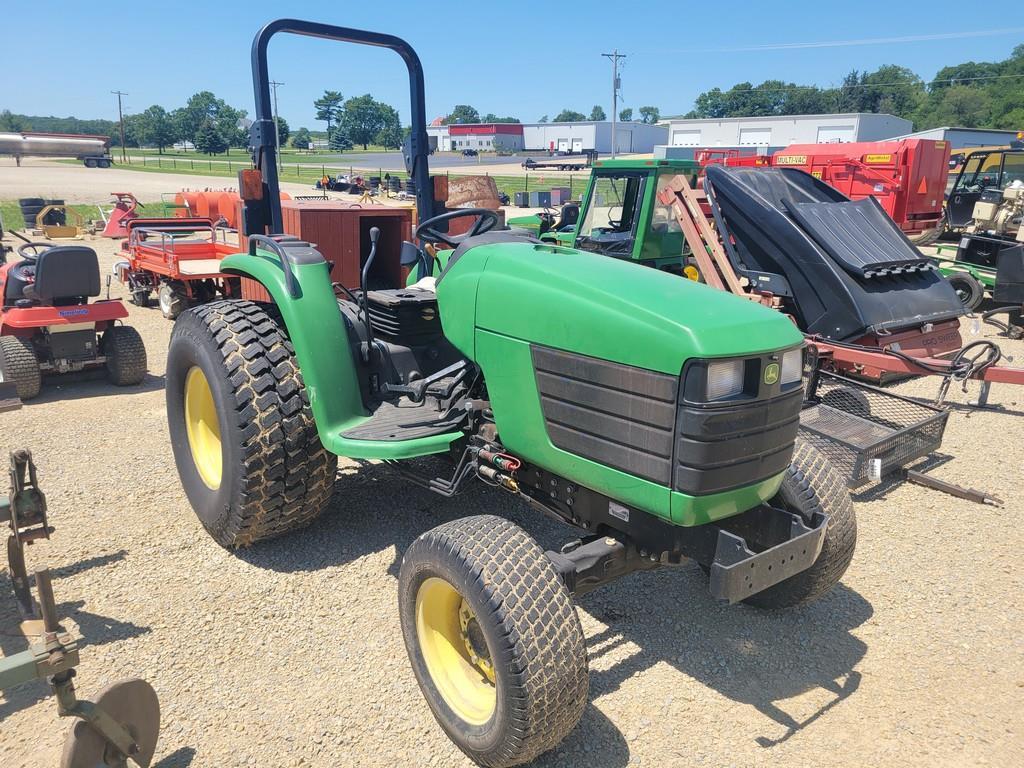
xmin=115 ymin=218 xmax=241 ymax=319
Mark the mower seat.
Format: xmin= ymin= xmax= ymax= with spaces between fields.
xmin=558 ymin=203 xmax=580 ymax=231
xmin=704 ymin=166 xmax=964 ymax=341
xmin=29 ymin=246 xmax=101 ymax=306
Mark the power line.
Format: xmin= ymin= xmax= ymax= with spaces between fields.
xmin=269 ymin=80 xmax=284 ymax=169
xmin=601 ymin=50 xmax=626 ymax=157
xmin=692 ymin=72 xmax=1024 ymax=97
xmin=111 ymin=91 xmax=128 ymax=164
xmin=712 ymin=28 xmax=1024 ymax=53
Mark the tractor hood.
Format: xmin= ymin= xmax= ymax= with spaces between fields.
xmin=437 ymin=240 xmax=803 ymax=374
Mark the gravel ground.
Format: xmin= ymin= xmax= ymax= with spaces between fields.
xmin=1 ymin=236 xmax=1022 ymax=768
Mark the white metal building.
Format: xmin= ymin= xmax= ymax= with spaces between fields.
xmin=427 ymin=121 xmax=667 ymax=154
xmin=661 ymin=113 xmax=913 ymax=149
xmin=887 ymin=126 xmax=1022 ymax=149
xmin=521 ymin=121 xmax=667 ymax=154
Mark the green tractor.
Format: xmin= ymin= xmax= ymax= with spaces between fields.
xmin=165 ymin=20 xmax=856 ymax=767
xmin=507 ymin=158 xmax=705 ymax=275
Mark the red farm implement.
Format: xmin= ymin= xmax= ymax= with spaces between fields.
xmin=696 ymin=139 xmax=951 ymax=245
xmin=115 ymin=218 xmax=240 ymax=319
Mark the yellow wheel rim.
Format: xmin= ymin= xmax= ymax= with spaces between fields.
xmin=683 ymin=265 xmax=700 ymax=282
xmin=415 ymin=577 xmax=496 ymax=725
xmin=184 ymin=366 xmax=222 ymax=490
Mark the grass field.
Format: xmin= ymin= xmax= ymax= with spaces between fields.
xmin=62 ymin=157 xmax=589 ymax=201
xmin=1 ymin=200 xmax=162 ymax=233
xmin=124 ymin=145 xmax=396 ymax=163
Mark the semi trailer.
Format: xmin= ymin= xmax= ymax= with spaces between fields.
xmin=0 ymin=131 xmax=113 ymax=167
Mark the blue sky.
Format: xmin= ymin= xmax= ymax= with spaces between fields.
xmin=1 ymin=1 xmax=1020 ymax=129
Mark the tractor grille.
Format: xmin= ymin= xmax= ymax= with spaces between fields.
xmin=531 ymin=346 xmax=678 ymax=485
xmin=531 ymin=345 xmax=801 ymax=495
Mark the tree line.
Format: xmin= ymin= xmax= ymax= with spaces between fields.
xmin=683 ymin=45 xmax=1024 ymax=130
xmin=1 ymin=93 xmax=268 ymax=155
xmin=0 ymin=88 xmax=407 ymax=155
xmin=438 ymin=103 xmax=660 ymax=125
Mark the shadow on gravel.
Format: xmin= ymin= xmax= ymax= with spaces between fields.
xmin=532 ymin=703 xmax=631 ymax=768
xmin=579 ymin=573 xmax=871 ymax=749
xmin=24 ymin=372 xmax=166 ymax=405
xmin=152 ymin=746 xmax=197 ymax=767
xmin=235 ymin=459 xmax=872 ymax=753
xmin=51 ymin=549 xmax=128 ymax=579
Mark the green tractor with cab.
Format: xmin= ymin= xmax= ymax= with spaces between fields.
xmin=165 ymin=20 xmax=856 ymax=767
xmin=508 ymin=158 xmax=705 ymax=276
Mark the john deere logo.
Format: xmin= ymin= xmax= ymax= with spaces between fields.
xmin=764 ymin=363 xmax=780 ymax=385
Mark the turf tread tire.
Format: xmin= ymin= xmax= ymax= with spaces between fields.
xmin=102 ymin=326 xmax=147 ymax=385
xmin=907 ymin=226 xmax=942 ymax=247
xmin=168 ymin=300 xmax=336 ymax=547
xmin=399 ymin=515 xmax=588 ymax=767
xmin=744 ymin=438 xmax=856 ymax=609
xmin=0 ymin=336 xmax=41 ymax=400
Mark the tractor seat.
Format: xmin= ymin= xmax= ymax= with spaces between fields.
xmin=28 ymin=246 xmax=101 ymax=306
xmin=558 ymin=203 xmax=580 ymax=231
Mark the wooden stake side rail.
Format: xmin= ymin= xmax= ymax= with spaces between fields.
xmin=659 ymin=175 xmax=777 ymax=308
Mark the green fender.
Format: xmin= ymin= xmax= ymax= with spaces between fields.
xmin=220 ymin=250 xmax=460 ymax=459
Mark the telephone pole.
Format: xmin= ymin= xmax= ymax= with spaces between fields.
xmin=601 ymin=51 xmax=626 ymax=158
xmin=111 ymin=90 xmax=128 ymax=163
xmin=269 ymin=80 xmax=284 ymax=169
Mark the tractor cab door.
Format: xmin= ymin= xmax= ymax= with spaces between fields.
xmin=948 ymin=152 xmax=1002 ymax=228
xmin=573 ymin=171 xmax=648 ymax=259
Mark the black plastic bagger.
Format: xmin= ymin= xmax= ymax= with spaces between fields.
xmin=703 ymin=166 xmax=964 ymax=341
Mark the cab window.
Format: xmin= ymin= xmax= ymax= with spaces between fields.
xmin=576 ymin=172 xmax=646 ymax=257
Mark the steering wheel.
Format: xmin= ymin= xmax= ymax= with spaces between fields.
xmin=415 ymin=208 xmax=500 ymax=249
xmin=17 ymin=242 xmax=52 ymax=261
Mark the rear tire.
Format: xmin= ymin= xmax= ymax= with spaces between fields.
xmin=165 ymin=300 xmax=337 ymax=547
xmin=0 ymin=336 xmax=41 ymax=400
xmin=102 ymin=326 xmax=147 ymax=385
xmin=399 ymin=515 xmax=588 ymax=767
xmin=946 ymin=272 xmax=985 ymax=311
xmin=158 ymin=282 xmax=187 ymax=319
xmin=743 ymin=439 xmax=856 ymax=609
xmin=84 ymin=158 xmax=97 ymax=168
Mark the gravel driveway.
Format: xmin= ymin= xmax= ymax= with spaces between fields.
xmin=1 ymin=237 xmax=1021 ymax=768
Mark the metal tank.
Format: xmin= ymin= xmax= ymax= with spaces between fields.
xmin=0 ymin=132 xmax=112 ymax=166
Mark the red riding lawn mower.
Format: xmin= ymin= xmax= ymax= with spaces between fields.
xmin=0 ymin=241 xmax=147 ymax=400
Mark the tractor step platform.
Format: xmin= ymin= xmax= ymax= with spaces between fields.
xmin=709 ymin=508 xmax=827 ymax=604
xmin=340 ymin=395 xmax=463 ymax=442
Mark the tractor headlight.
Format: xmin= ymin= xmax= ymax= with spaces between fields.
xmin=705 ymin=359 xmax=745 ymax=401
xmin=780 ymin=348 xmax=803 ymax=385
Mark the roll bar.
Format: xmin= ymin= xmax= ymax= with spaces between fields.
xmin=248 ymin=19 xmax=435 ymax=233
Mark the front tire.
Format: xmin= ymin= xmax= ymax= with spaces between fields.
xmin=0 ymin=336 xmax=41 ymax=400
xmin=744 ymin=439 xmax=856 ymax=609
xmin=399 ymin=515 xmax=588 ymax=767
xmin=166 ymin=300 xmax=337 ymax=547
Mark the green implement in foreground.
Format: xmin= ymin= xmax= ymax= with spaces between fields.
xmin=165 ymin=19 xmax=856 ymax=768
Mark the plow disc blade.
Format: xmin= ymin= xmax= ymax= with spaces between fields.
xmin=61 ymin=678 xmax=160 ymax=768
